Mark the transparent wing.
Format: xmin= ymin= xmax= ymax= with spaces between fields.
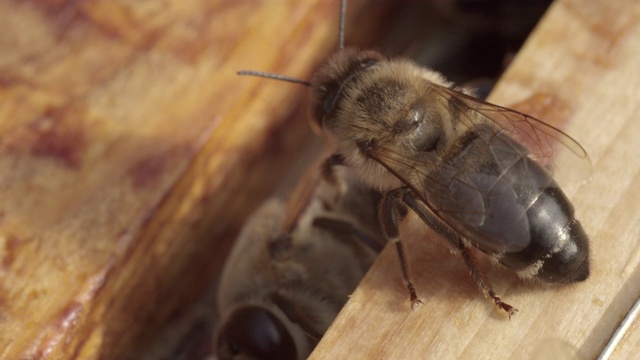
xmin=375 ymin=148 xmax=533 ymax=253
xmin=425 ymin=164 xmax=540 ymax=253
xmin=431 ymin=84 xmax=592 ymax=187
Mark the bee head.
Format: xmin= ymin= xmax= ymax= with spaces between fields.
xmin=311 ymin=48 xmax=384 ymax=133
xmin=216 ymin=305 xmax=297 ymax=360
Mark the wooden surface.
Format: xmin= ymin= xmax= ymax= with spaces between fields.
xmin=311 ymin=0 xmax=640 ymax=359
xmin=0 ymin=0 xmax=382 ymax=358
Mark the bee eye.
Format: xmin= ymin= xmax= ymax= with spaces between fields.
xmin=216 ymin=306 xmax=297 ymax=360
xmin=360 ymin=58 xmax=378 ymax=69
xmin=357 ymin=139 xmax=376 ymax=153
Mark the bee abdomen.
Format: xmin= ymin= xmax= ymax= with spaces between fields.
xmin=501 ymin=186 xmax=590 ymax=283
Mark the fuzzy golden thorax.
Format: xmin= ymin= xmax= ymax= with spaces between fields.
xmin=312 ymin=48 xmax=461 ymax=190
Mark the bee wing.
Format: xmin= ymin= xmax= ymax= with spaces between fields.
xmin=374 ymin=81 xmax=594 ymax=252
xmin=374 ymin=146 xmax=535 ymax=253
xmin=424 ymin=167 xmax=532 ymax=253
xmin=432 ymin=84 xmax=592 ymax=186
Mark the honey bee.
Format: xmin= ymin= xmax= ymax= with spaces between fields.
xmin=215 ymin=165 xmax=381 ymax=359
xmin=239 ymin=0 xmax=590 ymax=317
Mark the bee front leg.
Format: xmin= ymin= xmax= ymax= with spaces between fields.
xmin=401 ymin=194 xmax=517 ymax=318
xmin=380 ymin=187 xmax=423 ymax=310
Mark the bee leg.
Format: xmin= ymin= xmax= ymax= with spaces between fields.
xmin=380 ymin=187 xmax=422 ymax=310
xmin=312 ymin=216 xmax=385 ymax=252
xmin=458 ymin=244 xmax=518 ymax=319
xmin=401 ymin=193 xmax=517 ymax=318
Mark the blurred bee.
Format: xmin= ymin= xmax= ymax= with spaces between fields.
xmin=239 ymin=0 xmax=590 ymax=317
xmin=215 ymin=164 xmax=381 ymax=360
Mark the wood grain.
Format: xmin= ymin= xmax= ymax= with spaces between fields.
xmin=0 ymin=0 xmax=376 ymax=358
xmin=311 ymin=0 xmax=640 ymax=359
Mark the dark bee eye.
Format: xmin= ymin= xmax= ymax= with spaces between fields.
xmin=357 ymin=139 xmax=376 ymax=153
xmin=322 ymin=58 xmax=378 ymax=118
xmin=360 ymin=58 xmax=378 ymax=69
xmin=216 ymin=306 xmax=297 ymax=360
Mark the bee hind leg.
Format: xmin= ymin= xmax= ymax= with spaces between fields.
xmin=459 ymin=244 xmax=518 ymax=319
xmin=401 ymin=193 xmax=517 ymax=318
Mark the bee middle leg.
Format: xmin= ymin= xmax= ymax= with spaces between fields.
xmin=312 ymin=217 xmax=385 ymax=253
xmin=379 ymin=187 xmax=423 ymax=310
xmin=401 ymin=192 xmax=517 ymax=318
xmin=458 ymin=243 xmax=517 ymax=318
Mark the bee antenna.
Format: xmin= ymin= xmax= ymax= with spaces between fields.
xmin=339 ymin=0 xmax=347 ymax=49
xmin=237 ymin=70 xmax=312 ymax=87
